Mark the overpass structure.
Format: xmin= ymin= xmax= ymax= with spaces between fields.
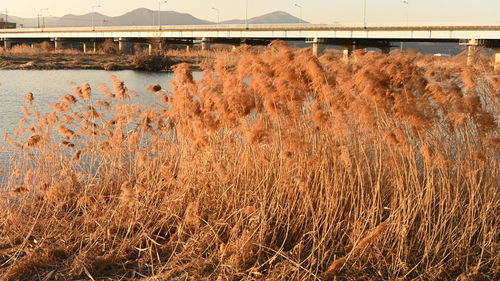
xmin=1 ymin=24 xmax=500 ymax=65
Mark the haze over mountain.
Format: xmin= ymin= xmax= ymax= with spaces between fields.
xmin=222 ymin=11 xmax=306 ymax=25
xmin=1 ymin=9 xmax=305 ymax=28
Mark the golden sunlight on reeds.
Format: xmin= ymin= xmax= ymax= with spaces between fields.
xmin=0 ymin=42 xmax=498 ymax=280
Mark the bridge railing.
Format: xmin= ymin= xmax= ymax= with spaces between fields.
xmin=2 ymin=24 xmax=500 ymax=34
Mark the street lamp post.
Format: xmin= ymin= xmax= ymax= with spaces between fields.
xmin=158 ymin=1 xmax=167 ymax=30
xmin=245 ymin=0 xmax=249 ymax=29
xmin=212 ymin=7 xmax=220 ymax=25
xmin=403 ymin=0 xmax=409 ymax=27
xmin=2 ymin=9 xmax=8 ymax=24
xmin=294 ymin=4 xmax=302 ymax=24
xmin=39 ymin=8 xmax=48 ymax=28
xmin=363 ymin=0 xmax=367 ymax=28
xmin=91 ymin=5 xmax=101 ymax=31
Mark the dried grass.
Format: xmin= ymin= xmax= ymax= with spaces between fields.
xmin=0 ymin=41 xmax=498 ymax=281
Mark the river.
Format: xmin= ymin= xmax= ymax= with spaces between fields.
xmin=0 ymin=69 xmax=201 ymax=169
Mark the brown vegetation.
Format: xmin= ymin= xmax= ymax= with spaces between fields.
xmin=0 ymin=41 xmax=498 ymax=280
xmin=0 ymin=43 xmax=132 ymax=70
xmin=0 ymin=42 xmax=207 ymax=71
xmin=131 ymin=51 xmax=174 ymax=72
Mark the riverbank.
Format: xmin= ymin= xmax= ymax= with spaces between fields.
xmin=0 ymin=51 xmax=214 ymax=71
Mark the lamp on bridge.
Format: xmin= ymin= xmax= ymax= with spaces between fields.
xmin=158 ymin=1 xmax=168 ymax=30
xmin=245 ymin=0 xmax=249 ymax=29
xmin=91 ymin=5 xmax=101 ymax=31
xmin=363 ymin=0 xmax=367 ymax=29
xmin=403 ymin=0 xmax=409 ymax=27
xmin=38 ymin=8 xmax=48 ymax=28
xmin=212 ymin=7 xmax=220 ymax=25
xmin=294 ymin=4 xmax=303 ymax=25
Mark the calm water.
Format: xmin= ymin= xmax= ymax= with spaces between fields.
xmin=0 ymin=69 xmax=201 ymax=167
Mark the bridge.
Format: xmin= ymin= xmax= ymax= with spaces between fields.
xmin=1 ymin=24 xmax=500 ymax=65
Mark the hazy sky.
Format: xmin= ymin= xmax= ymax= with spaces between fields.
xmin=3 ymin=0 xmax=500 ymax=25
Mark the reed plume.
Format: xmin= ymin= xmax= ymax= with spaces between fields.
xmin=0 ymin=41 xmax=498 ymax=281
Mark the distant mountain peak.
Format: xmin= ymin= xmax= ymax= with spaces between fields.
xmin=223 ymin=10 xmax=307 ymax=25
xmin=9 ymin=9 xmax=306 ymax=28
xmin=265 ymin=11 xmax=294 ymax=16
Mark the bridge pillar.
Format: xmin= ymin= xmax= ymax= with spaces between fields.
xmin=467 ymin=45 xmax=476 ymax=66
xmin=340 ymin=45 xmax=353 ymax=62
xmin=201 ymin=38 xmax=211 ymax=51
xmin=118 ymin=38 xmax=134 ymax=54
xmin=312 ymin=38 xmax=326 ymax=57
xmin=82 ymin=43 xmax=87 ymax=53
xmin=493 ymin=48 xmax=500 ymax=71
xmin=459 ymin=39 xmax=481 ymax=66
xmin=186 ymin=45 xmax=191 ymax=52
xmin=3 ymin=39 xmax=12 ymax=49
xmin=148 ymin=43 xmax=153 ymax=55
xmin=54 ymin=38 xmax=62 ymax=50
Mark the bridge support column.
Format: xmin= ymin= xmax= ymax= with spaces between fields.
xmin=201 ymin=38 xmax=211 ymax=51
xmin=494 ymin=48 xmax=500 ymax=71
xmin=82 ymin=43 xmax=87 ymax=53
xmin=340 ymin=45 xmax=353 ymax=62
xmin=312 ymin=38 xmax=326 ymax=57
xmin=118 ymin=38 xmax=133 ymax=54
xmin=186 ymin=45 xmax=191 ymax=52
xmin=459 ymin=39 xmax=481 ymax=66
xmin=467 ymin=45 xmax=476 ymax=66
xmin=228 ymin=41 xmax=241 ymax=52
xmin=148 ymin=43 xmax=153 ymax=55
xmin=3 ymin=39 xmax=12 ymax=49
xmin=54 ymin=38 xmax=62 ymax=50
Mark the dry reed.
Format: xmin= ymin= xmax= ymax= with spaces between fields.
xmin=0 ymin=42 xmax=498 ymax=281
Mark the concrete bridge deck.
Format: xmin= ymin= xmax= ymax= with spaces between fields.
xmin=1 ymin=24 xmax=500 ymax=41
xmin=1 ymin=24 xmax=500 ymax=66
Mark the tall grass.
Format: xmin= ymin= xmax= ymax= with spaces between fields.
xmin=0 ymin=41 xmax=498 ymax=280
xmin=0 ymin=42 xmax=80 ymax=55
xmin=131 ymin=50 xmax=174 ymax=72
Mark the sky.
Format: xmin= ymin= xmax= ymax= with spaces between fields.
xmin=2 ymin=0 xmax=500 ymax=25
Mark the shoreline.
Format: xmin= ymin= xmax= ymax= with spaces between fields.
xmin=0 ymin=52 xmax=207 ymax=71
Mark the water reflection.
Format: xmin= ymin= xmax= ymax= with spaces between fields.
xmin=0 ymin=69 xmax=202 ymax=170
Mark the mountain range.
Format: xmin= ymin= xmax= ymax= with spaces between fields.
xmin=1 ymin=9 xmax=307 ymax=28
